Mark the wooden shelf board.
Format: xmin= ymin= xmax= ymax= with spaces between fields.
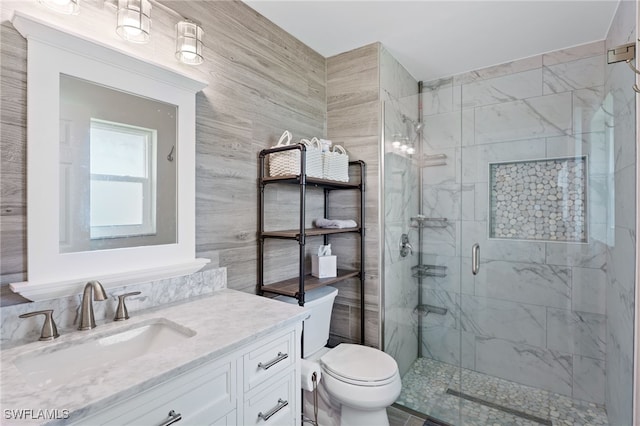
xmin=261 ymin=227 xmax=360 ymax=239
xmin=261 ymin=270 xmax=360 ymax=298
xmin=261 ymin=174 xmax=359 ymax=190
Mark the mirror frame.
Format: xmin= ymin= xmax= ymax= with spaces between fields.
xmin=10 ymin=12 xmax=209 ymax=301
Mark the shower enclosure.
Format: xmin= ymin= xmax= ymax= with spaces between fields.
xmin=381 ymin=15 xmax=637 ymax=425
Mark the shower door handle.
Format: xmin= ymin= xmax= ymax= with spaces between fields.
xmin=471 ymin=243 xmax=480 ymax=275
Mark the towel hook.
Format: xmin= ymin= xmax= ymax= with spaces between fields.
xmin=167 ymin=145 xmax=175 ymax=162
xmin=633 ymin=84 xmax=640 ymax=94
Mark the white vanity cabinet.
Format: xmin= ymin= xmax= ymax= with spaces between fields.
xmin=70 ymin=326 xmax=301 ymax=426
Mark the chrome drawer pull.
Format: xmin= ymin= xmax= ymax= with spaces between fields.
xmin=258 ymin=398 xmax=288 ymax=422
xmin=158 ymin=410 xmax=182 ymax=426
xmin=257 ymin=352 xmax=288 ymax=370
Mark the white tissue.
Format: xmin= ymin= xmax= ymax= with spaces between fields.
xmin=300 ymin=359 xmax=322 ymax=391
xmin=318 ymin=244 xmax=332 ymax=256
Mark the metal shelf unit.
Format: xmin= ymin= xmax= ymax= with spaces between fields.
xmin=258 ymin=144 xmax=366 ymax=344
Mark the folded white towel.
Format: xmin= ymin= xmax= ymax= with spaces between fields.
xmin=314 ymin=218 xmax=358 ymax=229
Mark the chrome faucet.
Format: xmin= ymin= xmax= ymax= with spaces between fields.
xmin=78 ymin=280 xmax=107 ymax=330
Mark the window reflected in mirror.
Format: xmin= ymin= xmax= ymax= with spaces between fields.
xmin=89 ymin=119 xmax=157 ymax=240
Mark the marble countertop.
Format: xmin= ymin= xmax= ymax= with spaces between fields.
xmin=0 ymin=289 xmax=308 ymax=425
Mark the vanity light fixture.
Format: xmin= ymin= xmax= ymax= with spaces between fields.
xmin=116 ymin=0 xmax=151 ymax=44
xmin=40 ymin=0 xmax=80 ymax=15
xmin=175 ymin=19 xmax=204 ymax=65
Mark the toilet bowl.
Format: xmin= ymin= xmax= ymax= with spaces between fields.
xmin=318 ymin=343 xmax=401 ymax=425
xmin=275 ymin=286 xmax=401 ymax=426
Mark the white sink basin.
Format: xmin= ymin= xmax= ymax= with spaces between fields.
xmin=13 ymin=319 xmax=196 ymax=387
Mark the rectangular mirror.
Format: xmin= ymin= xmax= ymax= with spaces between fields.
xmin=59 ymin=74 xmax=177 ymax=253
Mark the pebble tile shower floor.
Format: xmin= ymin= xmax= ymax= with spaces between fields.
xmin=396 ymin=358 xmax=608 ymax=426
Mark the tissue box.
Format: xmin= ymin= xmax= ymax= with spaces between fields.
xmin=311 ymin=255 xmax=337 ymax=278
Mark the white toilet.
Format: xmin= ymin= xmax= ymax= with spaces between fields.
xmin=276 ymin=286 xmax=401 ymax=426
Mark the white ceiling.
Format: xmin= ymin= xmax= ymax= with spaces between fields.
xmin=243 ymin=0 xmax=620 ymax=82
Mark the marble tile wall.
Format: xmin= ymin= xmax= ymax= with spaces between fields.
xmin=0 ymin=267 xmax=227 ymax=349
xmin=420 ymin=39 xmax=614 ymax=405
xmin=603 ymin=1 xmax=637 ymax=424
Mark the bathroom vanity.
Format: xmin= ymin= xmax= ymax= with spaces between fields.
xmin=0 ymin=290 xmax=307 ymax=425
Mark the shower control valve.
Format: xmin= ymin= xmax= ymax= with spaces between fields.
xmin=400 ymin=233 xmax=413 ymax=257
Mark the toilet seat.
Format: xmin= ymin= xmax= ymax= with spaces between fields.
xmin=320 ymin=344 xmax=399 ymax=387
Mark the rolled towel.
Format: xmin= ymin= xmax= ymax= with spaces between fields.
xmin=314 ymin=218 xmax=358 ymax=229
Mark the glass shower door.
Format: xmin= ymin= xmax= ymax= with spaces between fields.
xmin=455 ymin=51 xmax=615 ymax=423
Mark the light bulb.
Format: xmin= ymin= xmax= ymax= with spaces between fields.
xmin=392 ymin=140 xmax=401 ymax=149
xmin=406 ymin=146 xmax=415 ymax=155
xmin=400 ymin=144 xmax=408 ymax=152
xmin=123 ymin=17 xmax=142 ymax=37
xmin=180 ymin=44 xmax=197 ymax=61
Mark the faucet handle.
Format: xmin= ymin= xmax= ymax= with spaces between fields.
xmin=19 ymin=310 xmax=60 ymax=341
xmin=114 ymin=291 xmax=141 ymax=321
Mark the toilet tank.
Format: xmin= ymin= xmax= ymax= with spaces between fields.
xmin=275 ymin=286 xmax=338 ymax=357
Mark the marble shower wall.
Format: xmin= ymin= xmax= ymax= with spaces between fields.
xmin=381 ymin=46 xmax=419 ymax=377
xmin=603 ymin=1 xmax=637 ymax=424
xmin=420 ymin=41 xmax=612 ymax=404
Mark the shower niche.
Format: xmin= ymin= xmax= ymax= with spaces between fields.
xmin=489 ymin=156 xmax=588 ymax=243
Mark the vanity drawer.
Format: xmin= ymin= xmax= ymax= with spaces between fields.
xmin=243 ymin=331 xmax=294 ymax=391
xmin=244 ymin=369 xmax=296 ymax=426
xmin=77 ymin=357 xmax=236 ymax=425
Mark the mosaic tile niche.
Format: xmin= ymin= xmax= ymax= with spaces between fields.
xmin=489 ymin=157 xmax=587 ymax=242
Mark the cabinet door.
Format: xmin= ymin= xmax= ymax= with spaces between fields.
xmin=76 ymin=357 xmax=236 ymax=425
xmin=244 ymin=369 xmax=296 ymax=426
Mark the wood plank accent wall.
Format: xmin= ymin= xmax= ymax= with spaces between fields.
xmin=0 ymin=0 xmax=327 ymax=303
xmin=326 ymin=43 xmax=382 ymax=348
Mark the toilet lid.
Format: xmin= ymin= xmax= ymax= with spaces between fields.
xmin=320 ymin=344 xmax=398 ymax=386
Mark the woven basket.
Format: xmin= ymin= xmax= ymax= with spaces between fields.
xmin=323 ymin=144 xmax=349 ymax=182
xmin=269 ymin=131 xmax=323 ymax=178
xmin=300 ymin=137 xmax=323 ymax=178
